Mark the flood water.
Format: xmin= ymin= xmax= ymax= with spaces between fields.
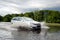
xmin=0 ymin=30 xmax=43 ymax=40
xmin=0 ymin=29 xmax=60 ymax=40
xmin=0 ymin=22 xmax=60 ymax=40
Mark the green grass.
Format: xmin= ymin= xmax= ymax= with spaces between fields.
xmin=46 ymin=23 xmax=60 ymax=32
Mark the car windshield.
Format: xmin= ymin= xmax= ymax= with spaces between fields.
xmin=12 ymin=17 xmax=22 ymax=21
xmin=12 ymin=17 xmax=34 ymax=21
xmin=23 ymin=17 xmax=34 ymax=21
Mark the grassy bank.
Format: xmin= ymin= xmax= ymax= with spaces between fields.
xmin=46 ymin=23 xmax=60 ymax=32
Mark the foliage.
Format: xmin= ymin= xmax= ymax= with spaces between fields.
xmin=46 ymin=23 xmax=60 ymax=32
xmin=0 ymin=10 xmax=60 ymax=23
xmin=0 ymin=15 xmax=3 ymax=22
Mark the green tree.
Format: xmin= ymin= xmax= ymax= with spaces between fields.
xmin=0 ymin=15 xmax=3 ymax=22
xmin=3 ymin=14 xmax=12 ymax=22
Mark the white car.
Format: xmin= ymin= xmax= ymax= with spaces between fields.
xmin=11 ymin=17 xmax=41 ymax=31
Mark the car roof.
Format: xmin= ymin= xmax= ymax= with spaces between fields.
xmin=12 ymin=17 xmax=31 ymax=19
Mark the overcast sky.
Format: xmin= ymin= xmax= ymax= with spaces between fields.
xmin=0 ymin=0 xmax=60 ymax=16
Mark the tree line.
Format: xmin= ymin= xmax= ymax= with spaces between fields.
xmin=0 ymin=10 xmax=60 ymax=23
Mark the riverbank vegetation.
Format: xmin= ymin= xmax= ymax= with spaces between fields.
xmin=46 ymin=23 xmax=60 ymax=32
xmin=0 ymin=10 xmax=60 ymax=32
xmin=0 ymin=10 xmax=60 ymax=23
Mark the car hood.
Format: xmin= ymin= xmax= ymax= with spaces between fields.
xmin=30 ymin=21 xmax=40 ymax=24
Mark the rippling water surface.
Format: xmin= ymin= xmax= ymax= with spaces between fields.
xmin=0 ymin=22 xmax=60 ymax=40
xmin=0 ymin=30 xmax=42 ymax=40
xmin=0 ymin=29 xmax=60 ymax=40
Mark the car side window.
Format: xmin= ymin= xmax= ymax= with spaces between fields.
xmin=17 ymin=18 xmax=22 ymax=21
xmin=12 ymin=18 xmax=20 ymax=21
xmin=13 ymin=18 xmax=17 ymax=20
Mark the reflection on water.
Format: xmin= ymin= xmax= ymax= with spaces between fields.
xmin=0 ymin=29 xmax=60 ymax=40
xmin=0 ymin=22 xmax=60 ymax=40
xmin=0 ymin=29 xmax=46 ymax=40
xmin=0 ymin=30 xmax=14 ymax=40
xmin=0 ymin=23 xmax=60 ymax=40
xmin=12 ymin=30 xmax=40 ymax=40
xmin=0 ymin=22 xmax=44 ymax=40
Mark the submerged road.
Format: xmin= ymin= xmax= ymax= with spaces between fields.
xmin=0 ymin=22 xmax=60 ymax=40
